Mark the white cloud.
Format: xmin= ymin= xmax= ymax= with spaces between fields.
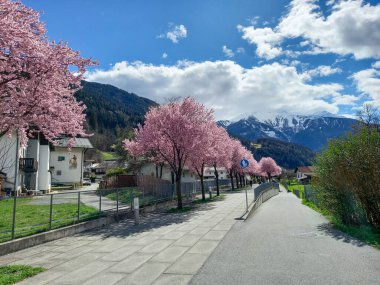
xmin=236 ymin=47 xmax=245 ymax=54
xmin=372 ymin=61 xmax=380 ymax=69
xmin=159 ymin=24 xmax=187 ymax=43
xmin=162 ymin=53 xmax=168 ymax=59
xmin=332 ymin=94 xmax=359 ymax=106
xmin=352 ymin=68 xmax=380 ymax=107
xmin=305 ymin=65 xmax=342 ymax=79
xmin=86 ymin=60 xmax=347 ymax=120
xmin=238 ymin=0 xmax=380 ymax=60
xmin=222 ymin=45 xmax=235 ymax=58
xmin=237 ymin=24 xmax=283 ymax=59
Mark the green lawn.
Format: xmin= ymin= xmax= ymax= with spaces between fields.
xmin=101 ymin=151 xmax=120 ymax=161
xmin=105 ymin=188 xmax=157 ymax=207
xmin=0 ymin=265 xmax=45 ymax=285
xmin=0 ymin=198 xmax=99 ymax=242
xmin=287 ymin=184 xmax=305 ymax=198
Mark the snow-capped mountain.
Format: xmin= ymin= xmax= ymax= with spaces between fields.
xmin=220 ymin=112 xmax=357 ymax=150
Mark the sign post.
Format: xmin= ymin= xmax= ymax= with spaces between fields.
xmin=240 ymin=159 xmax=249 ymax=213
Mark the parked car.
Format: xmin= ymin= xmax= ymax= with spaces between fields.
xmin=82 ymin=178 xmax=91 ymax=186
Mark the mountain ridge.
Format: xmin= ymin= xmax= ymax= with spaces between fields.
xmin=220 ymin=113 xmax=357 ymax=150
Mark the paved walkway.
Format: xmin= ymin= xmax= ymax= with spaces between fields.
xmin=0 ymin=189 xmax=254 ymax=285
xmin=191 ymin=188 xmax=380 ymax=285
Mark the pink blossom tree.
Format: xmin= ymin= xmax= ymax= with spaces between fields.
xmin=187 ymin=121 xmax=218 ymax=201
xmin=0 ymin=0 xmax=96 ymax=146
xmin=207 ymin=126 xmax=233 ymax=196
xmin=225 ymin=139 xmax=255 ymax=189
xmin=258 ymin=157 xmax=282 ymax=180
xmin=124 ymin=98 xmax=214 ymax=209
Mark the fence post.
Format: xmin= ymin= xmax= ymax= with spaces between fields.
xmin=49 ymin=194 xmax=53 ymax=230
xmin=99 ymin=189 xmax=102 ymax=212
xmin=77 ymin=191 xmax=81 ymax=222
xmin=116 ymin=189 xmax=119 ymax=218
xmin=11 ymin=193 xmax=17 ymax=240
xmin=134 ymin=197 xmax=139 ymax=225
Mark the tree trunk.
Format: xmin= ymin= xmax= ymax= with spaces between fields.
xmin=175 ymin=175 xmax=183 ymax=209
xmin=159 ymin=164 xmax=163 ymax=179
xmin=214 ymin=165 xmax=220 ymax=196
xmin=200 ymin=175 xmax=206 ymax=201
xmin=155 ymin=164 xmax=159 ymax=178
xmin=230 ymin=170 xmax=235 ymax=191
xmin=235 ymin=174 xmax=240 ymax=188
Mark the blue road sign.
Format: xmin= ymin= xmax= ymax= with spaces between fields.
xmin=240 ymin=159 xmax=249 ymax=169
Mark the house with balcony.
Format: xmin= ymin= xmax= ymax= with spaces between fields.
xmin=0 ymin=131 xmax=51 ymax=195
xmin=50 ymin=137 xmax=93 ymax=187
xmin=0 ymin=132 xmax=92 ymax=196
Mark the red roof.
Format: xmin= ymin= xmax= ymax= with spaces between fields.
xmin=296 ymin=166 xmax=315 ymax=173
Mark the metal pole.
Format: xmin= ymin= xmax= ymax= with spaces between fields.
xmin=245 ymin=187 xmax=248 ymax=213
xmin=116 ymin=189 xmax=119 ymax=218
xmin=11 ymin=132 xmax=19 ymax=240
xmin=77 ymin=191 xmax=80 ymax=222
xmin=49 ymin=194 xmax=53 ymax=230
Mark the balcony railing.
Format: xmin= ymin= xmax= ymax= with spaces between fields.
xmin=19 ymin=158 xmax=38 ymax=172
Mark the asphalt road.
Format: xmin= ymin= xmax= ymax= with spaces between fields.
xmin=190 ymin=190 xmax=380 ymax=285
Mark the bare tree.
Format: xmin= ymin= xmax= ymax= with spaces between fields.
xmin=356 ymin=103 xmax=380 ymax=129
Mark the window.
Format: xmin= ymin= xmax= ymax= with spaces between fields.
xmin=56 ymin=170 xmax=62 ymax=176
xmin=58 ymin=156 xmax=65 ymax=161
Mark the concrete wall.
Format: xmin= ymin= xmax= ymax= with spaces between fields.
xmin=50 ymin=148 xmax=83 ymax=184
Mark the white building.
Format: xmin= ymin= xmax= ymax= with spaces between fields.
xmin=50 ymin=138 xmax=93 ymax=186
xmin=0 ymin=132 xmax=51 ymax=194
xmin=136 ymin=162 xmax=228 ymax=183
xmin=0 ymin=134 xmax=92 ymax=196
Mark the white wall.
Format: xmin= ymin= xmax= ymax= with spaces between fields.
xmin=38 ymin=145 xmax=50 ymax=192
xmin=203 ymin=167 xmax=227 ymax=180
xmin=139 ymin=163 xmax=198 ymax=183
xmin=0 ymin=132 xmax=22 ymax=191
xmin=50 ymin=148 xmax=83 ymax=184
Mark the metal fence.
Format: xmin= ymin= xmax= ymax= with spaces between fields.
xmin=254 ymin=182 xmax=279 ymax=201
xmin=0 ymin=178 xmax=232 ymax=243
xmin=246 ymin=182 xmax=279 ymax=219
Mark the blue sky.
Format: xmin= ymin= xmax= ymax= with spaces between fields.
xmin=24 ymin=0 xmax=380 ymax=120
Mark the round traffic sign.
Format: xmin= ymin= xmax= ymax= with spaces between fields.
xmin=240 ymin=159 xmax=249 ymax=169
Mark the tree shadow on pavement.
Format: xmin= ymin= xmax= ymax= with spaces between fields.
xmin=317 ymin=223 xmax=367 ymax=247
xmin=77 ymin=201 xmax=219 ymax=240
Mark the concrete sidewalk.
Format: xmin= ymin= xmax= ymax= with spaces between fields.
xmin=191 ymin=189 xmax=380 ymax=285
xmin=1 ymin=189 xmax=254 ymax=285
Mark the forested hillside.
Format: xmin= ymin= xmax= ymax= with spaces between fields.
xmin=74 ymin=81 xmax=157 ymax=150
xmin=238 ymin=137 xmax=315 ymax=169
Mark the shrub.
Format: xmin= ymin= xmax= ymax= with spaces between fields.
xmin=314 ymin=127 xmax=380 ymax=228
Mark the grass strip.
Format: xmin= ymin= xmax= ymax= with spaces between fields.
xmin=0 ymin=265 xmax=45 ymax=285
xmin=302 ymin=199 xmax=380 ymax=249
